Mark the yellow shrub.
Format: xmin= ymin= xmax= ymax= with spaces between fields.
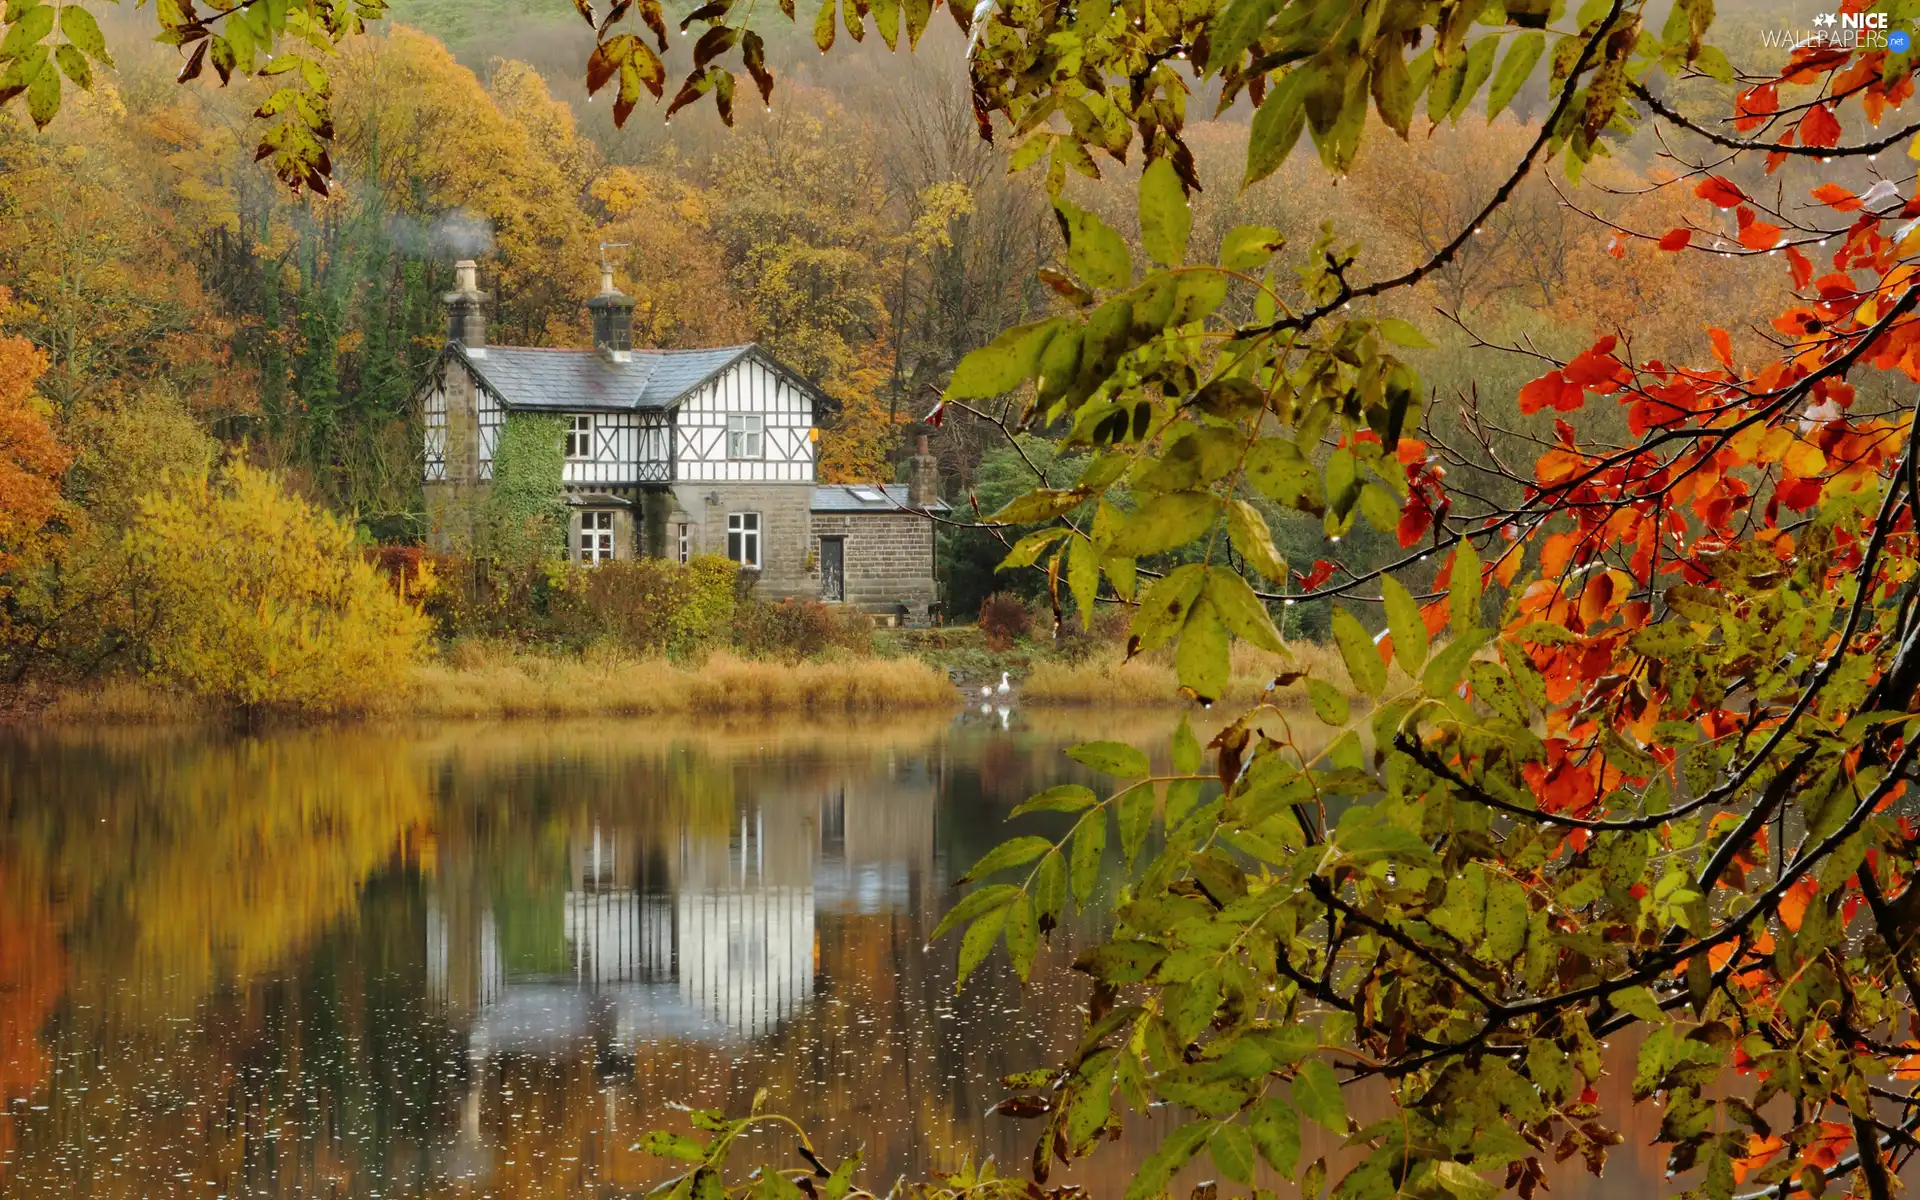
xmin=127 ymin=457 xmax=431 ymax=715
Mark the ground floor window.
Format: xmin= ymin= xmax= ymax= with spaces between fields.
xmin=677 ymin=522 xmax=690 ymax=564
xmin=727 ymin=512 xmax=761 ymax=568
xmin=578 ymin=510 xmax=615 ymax=564
xmin=820 ymin=536 xmax=845 ymax=602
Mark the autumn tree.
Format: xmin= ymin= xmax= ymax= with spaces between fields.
xmin=555 ymin=0 xmax=1920 ymax=1198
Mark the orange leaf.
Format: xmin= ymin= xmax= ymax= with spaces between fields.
xmin=1733 ymin=1134 xmax=1785 ymax=1184
xmin=1798 ymin=103 xmax=1842 ymax=149
xmin=1812 ymin=182 xmax=1862 ymax=212
xmin=1739 ymin=219 xmax=1784 ymax=251
xmin=1733 ymin=83 xmax=1777 ymax=133
xmin=1709 ymin=327 xmax=1733 ymax=369
xmin=1695 ymin=175 xmax=1748 ymax=208
xmin=1658 ymin=227 xmax=1691 ymax=251
xmin=1779 ymin=876 xmax=1818 ymax=931
xmin=1785 ymin=245 xmax=1812 ymax=289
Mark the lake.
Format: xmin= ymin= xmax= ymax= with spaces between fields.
xmin=0 ymin=711 xmax=1805 ymax=1197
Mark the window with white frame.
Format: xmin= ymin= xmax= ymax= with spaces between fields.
xmin=676 ymin=522 xmax=691 ymax=564
xmin=726 ymin=414 xmax=764 ymax=459
xmin=726 ymin=512 xmax=760 ymax=568
xmin=565 ymin=414 xmax=594 ymax=460
xmin=578 ymin=510 xmax=615 ymax=564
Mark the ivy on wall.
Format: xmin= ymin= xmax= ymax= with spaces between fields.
xmin=483 ymin=412 xmax=568 ymax=565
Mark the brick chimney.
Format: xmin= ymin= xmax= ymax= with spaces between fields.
xmin=908 ymin=433 xmax=940 ymax=507
xmin=444 ymin=259 xmax=489 ymax=355
xmin=587 ymin=266 xmax=635 ymax=362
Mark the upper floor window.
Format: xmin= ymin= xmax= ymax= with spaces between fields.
xmin=727 ymin=414 xmax=763 ymax=460
xmin=565 ymin=415 xmax=593 ymax=460
xmin=727 ymin=512 xmax=761 ymax=569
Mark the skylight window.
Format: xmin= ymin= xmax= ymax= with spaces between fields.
xmin=850 ymin=486 xmax=884 ymax=502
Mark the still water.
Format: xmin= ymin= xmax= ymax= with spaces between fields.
xmin=0 ymin=711 xmax=1729 ymax=1196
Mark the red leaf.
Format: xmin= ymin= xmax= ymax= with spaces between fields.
xmin=1738 ymin=219 xmax=1784 ymax=251
xmin=1519 ymin=370 xmax=1582 ymax=415
xmin=1811 ymin=182 xmax=1862 ymax=212
xmin=1733 ymin=83 xmax=1777 ymax=133
xmin=1709 ymin=327 xmax=1733 ymax=369
xmin=1798 ymin=103 xmax=1842 ymax=149
xmin=1695 ymin=175 xmax=1748 ymax=208
xmin=1606 ymin=232 xmax=1627 ymax=259
xmin=1658 ymin=227 xmax=1691 ymax=251
xmin=1785 ymin=245 xmax=1813 ymax=289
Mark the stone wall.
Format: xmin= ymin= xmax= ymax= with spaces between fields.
xmin=810 ymin=512 xmax=939 ymax=622
xmin=668 ymin=482 xmax=816 ymax=597
xmin=424 ymin=364 xmax=483 ymax=554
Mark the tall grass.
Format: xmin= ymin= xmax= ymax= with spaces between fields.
xmin=1021 ymin=640 xmax=1367 ymax=707
xmin=410 ymin=644 xmax=954 ymax=719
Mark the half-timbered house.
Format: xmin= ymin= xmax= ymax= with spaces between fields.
xmin=420 ymin=261 xmax=946 ymax=623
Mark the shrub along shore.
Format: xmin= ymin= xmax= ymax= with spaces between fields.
xmin=2 ymin=457 xmax=1346 ymax=727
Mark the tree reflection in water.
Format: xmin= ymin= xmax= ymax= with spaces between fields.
xmin=0 ymin=714 xmax=1684 ymax=1197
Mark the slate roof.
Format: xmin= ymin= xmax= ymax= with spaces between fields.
xmin=451 ymin=343 xmax=757 ymax=411
xmin=812 ymin=484 xmax=949 ymax=514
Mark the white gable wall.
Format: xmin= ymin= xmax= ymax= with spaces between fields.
xmin=673 ymin=357 xmax=815 ymax=484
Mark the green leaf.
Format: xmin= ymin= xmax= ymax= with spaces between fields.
xmin=1172 ymin=712 xmax=1201 ymax=773
xmin=58 ymin=2 xmax=108 ymax=62
xmin=1004 ymin=893 xmax=1038 ymax=981
xmin=1220 ymin=224 xmax=1284 ymax=271
xmin=1058 ymin=199 xmax=1131 ymax=289
xmin=1 ymin=2 xmax=51 ymax=56
xmin=1248 ymin=1096 xmax=1302 ymax=1178
xmin=1432 ymin=1162 xmax=1498 ymax=1200
xmin=1228 ymin=499 xmax=1290 ymax=583
xmin=1033 ymin=850 xmax=1067 ymax=924
xmin=1306 ymin=677 xmax=1348 ymax=724
xmin=1206 ymin=0 xmax=1276 ymax=71
xmin=1067 ymin=532 xmax=1100 ymax=628
xmin=1380 ymin=575 xmax=1427 ymax=673
xmin=812 ymin=0 xmax=835 ymax=50
xmin=1482 ymin=874 xmax=1530 ymax=962
xmin=956 ymin=904 xmax=1008 ymax=988
xmin=1108 ymin=491 xmax=1218 ymax=556
xmin=24 ymin=45 xmax=56 ymax=126
xmin=987 ymin=487 xmax=1085 ymax=525
xmin=1070 ymin=811 xmax=1107 ymax=908
xmin=1245 ymin=440 xmax=1324 ymax=514
xmin=1331 ymin=607 xmax=1386 ymax=696
xmin=1613 ymin=985 xmax=1665 ymax=1025
xmin=1067 ymin=740 xmax=1150 ymax=778
xmin=1429 ymin=862 xmax=1487 ymax=946
xmin=1376 ymin=317 xmax=1433 ymax=348
xmin=1527 ymin=1038 xmax=1574 ymax=1104
xmin=641 ymin=1131 xmax=707 ymax=1162
xmin=1011 ymin=784 xmax=1098 ymax=817
xmin=1207 ymin=569 xmax=1285 ymax=653
xmin=929 ymin=883 xmax=1020 ymax=941
xmin=1450 ymin=538 xmax=1483 ymax=634
xmin=1138 ymin=157 xmax=1190 ymax=266
xmin=1290 ymin=1059 xmax=1347 ymax=1133
xmin=1489 ymin=31 xmax=1546 ymax=119
xmin=1421 ymin=628 xmax=1488 ymax=696
xmin=999 ymin=526 xmax=1070 ymax=569
xmin=1131 ymin=564 xmax=1207 ymax=653
xmin=960 ymin=836 xmax=1053 ymax=882
xmin=1245 ymin=67 xmax=1309 ymax=186
xmin=1450 ymin=35 xmax=1498 ymax=121
xmin=1175 ymin=594 xmax=1230 ymax=702
xmin=1073 ymin=938 xmax=1167 ymax=983
xmin=945 ymin=317 xmax=1064 ymax=399
xmin=1210 ymin=1123 xmax=1256 ymax=1185
xmin=1123 ymin=1121 xmax=1213 ymax=1200
xmin=1118 ymin=784 xmax=1153 ymax=867
xmin=52 ymin=41 xmax=88 ymax=88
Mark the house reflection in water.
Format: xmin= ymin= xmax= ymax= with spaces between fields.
xmin=425 ymin=761 xmax=938 ymax=1064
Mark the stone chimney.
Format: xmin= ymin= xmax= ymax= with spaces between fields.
xmin=444 ymin=259 xmax=490 ymax=355
xmin=908 ymin=433 xmax=940 ymax=507
xmin=587 ymin=266 xmax=635 ymax=362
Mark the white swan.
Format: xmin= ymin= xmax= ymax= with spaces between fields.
xmin=996 ymin=671 xmax=1012 ymax=697
xmin=980 ymin=683 xmax=993 ymax=697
